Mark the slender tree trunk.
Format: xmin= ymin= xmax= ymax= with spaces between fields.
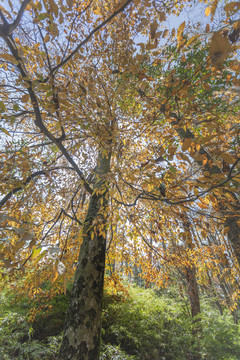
xmin=185 ymin=265 xmax=201 ymax=320
xmin=59 ymin=149 xmax=111 ymax=360
xmin=182 ymin=217 xmax=202 ymax=360
xmin=185 ymin=264 xmax=201 ymax=328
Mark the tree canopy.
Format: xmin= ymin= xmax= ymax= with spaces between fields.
xmin=0 ymin=0 xmax=239 ymax=359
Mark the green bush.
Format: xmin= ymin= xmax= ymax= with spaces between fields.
xmin=200 ymin=306 xmax=240 ymax=360
xmin=1 ymin=284 xmax=240 ymax=359
xmin=0 ymin=311 xmax=61 ymax=360
xmin=102 ymin=286 xmax=194 ymax=359
xmin=100 ymin=344 xmax=137 ymax=359
xmin=102 ymin=286 xmax=240 ymax=360
xmin=33 ymin=294 xmax=68 ymax=340
xmin=0 ymin=291 xmax=61 ymax=360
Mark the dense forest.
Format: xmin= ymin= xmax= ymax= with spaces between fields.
xmin=0 ymin=0 xmax=239 ymax=359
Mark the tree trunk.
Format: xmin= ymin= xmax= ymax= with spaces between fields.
xmin=185 ymin=265 xmax=201 ymax=320
xmin=182 ymin=217 xmax=202 ymax=360
xmin=59 ymin=150 xmax=111 ymax=360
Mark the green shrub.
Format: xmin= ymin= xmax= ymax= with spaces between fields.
xmin=102 ymin=285 xmax=240 ymax=360
xmin=100 ymin=344 xmax=137 ymax=359
xmin=33 ymin=294 xmax=68 ymax=340
xmin=1 ymin=284 xmax=240 ymax=360
xmin=200 ymin=307 xmax=240 ymax=360
xmin=0 ymin=311 xmax=61 ymax=360
xmin=102 ymin=286 xmax=194 ymax=359
xmin=0 ymin=291 xmax=61 ymax=360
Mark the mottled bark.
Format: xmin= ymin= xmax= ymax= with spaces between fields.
xmin=59 ymin=150 xmax=111 ymax=360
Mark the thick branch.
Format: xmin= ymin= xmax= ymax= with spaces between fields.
xmin=1 ymin=36 xmax=93 ymax=194
xmin=0 ymin=0 xmax=31 ymax=36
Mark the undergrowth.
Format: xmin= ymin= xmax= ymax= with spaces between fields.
xmin=0 ymin=284 xmax=239 ymax=359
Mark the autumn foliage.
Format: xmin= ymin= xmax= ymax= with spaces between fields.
xmin=0 ymin=0 xmax=240 ymax=358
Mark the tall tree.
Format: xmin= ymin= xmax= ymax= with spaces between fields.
xmin=0 ymin=1 xmax=239 ymax=359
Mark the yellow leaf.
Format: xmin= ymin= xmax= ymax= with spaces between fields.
xmin=158 ymin=11 xmax=166 ymax=21
xmin=199 ymin=202 xmax=208 ymax=209
xmin=223 ymin=227 xmax=230 ymax=235
xmin=194 ymin=188 xmax=199 ymax=196
xmin=44 ymin=34 xmax=50 ymax=43
xmin=205 ymin=7 xmax=211 ymax=17
xmin=228 ymin=60 xmax=240 ymax=71
xmin=182 ymin=138 xmax=192 ymax=152
xmin=150 ymin=20 xmax=158 ymax=39
xmin=186 ymin=34 xmax=200 ymax=46
xmin=31 ymin=247 xmax=41 ymax=259
xmin=52 ymin=268 xmax=59 ymax=283
xmin=0 ymin=5 xmax=10 ymax=17
xmin=0 ymin=53 xmax=18 ymax=65
xmin=221 ymin=153 xmax=236 ymax=164
xmin=181 ymin=54 xmax=186 ymax=62
xmin=177 ymin=21 xmax=185 ymax=41
xmin=0 ymin=127 xmax=10 ymax=136
xmin=178 ymin=21 xmax=185 ymax=34
xmin=63 ymin=275 xmax=67 ymax=295
xmin=204 ymin=196 xmax=210 ymax=205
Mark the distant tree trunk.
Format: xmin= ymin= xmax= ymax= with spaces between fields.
xmin=59 ymin=149 xmax=111 ymax=360
xmin=185 ymin=264 xmax=201 ymax=320
xmin=182 ymin=217 xmax=202 ymax=360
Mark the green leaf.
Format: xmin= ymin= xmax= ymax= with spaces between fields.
xmin=13 ymin=103 xmax=19 ymax=111
xmin=0 ymin=101 xmax=6 ymax=113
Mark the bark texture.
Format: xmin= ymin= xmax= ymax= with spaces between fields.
xmin=186 ymin=265 xmax=201 ymax=319
xmin=59 ymin=150 xmax=111 ymax=360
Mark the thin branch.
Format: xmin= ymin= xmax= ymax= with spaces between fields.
xmin=0 ymin=166 xmax=75 ymax=208
xmin=41 ymin=209 xmax=64 ymax=243
xmin=113 ymin=162 xmax=239 ymax=207
xmin=47 ymin=0 xmax=134 ymax=79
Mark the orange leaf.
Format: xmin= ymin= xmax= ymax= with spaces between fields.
xmin=205 ymin=7 xmax=211 ymax=17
